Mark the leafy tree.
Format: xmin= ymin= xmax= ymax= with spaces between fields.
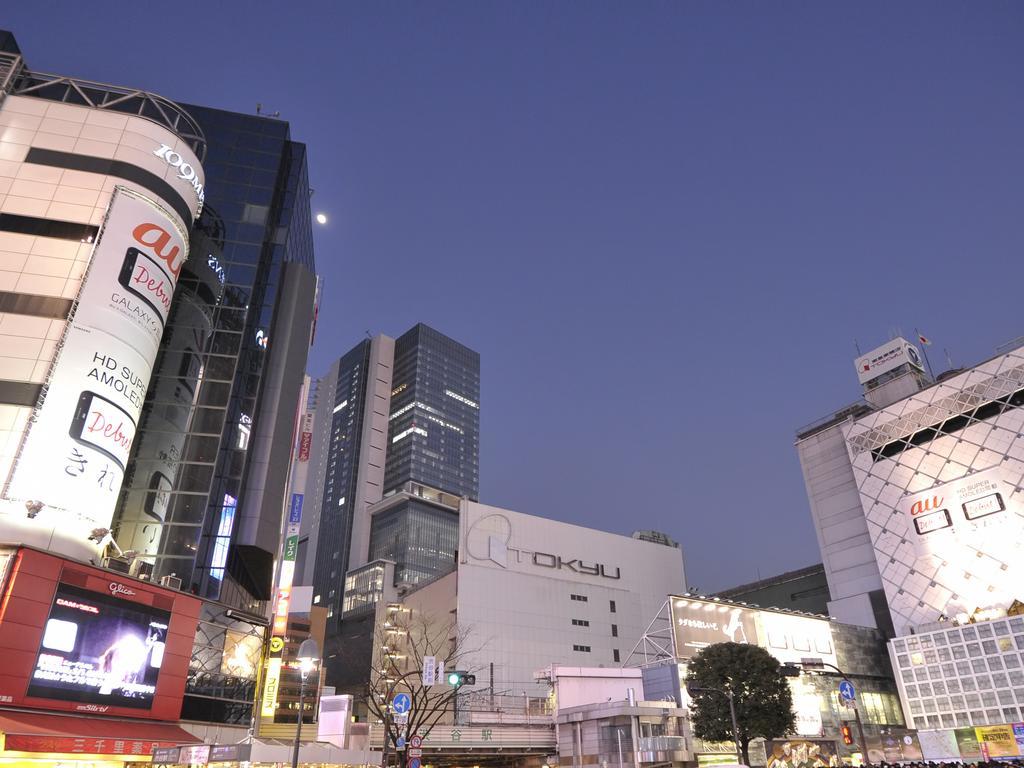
xmin=686 ymin=642 xmax=795 ymax=766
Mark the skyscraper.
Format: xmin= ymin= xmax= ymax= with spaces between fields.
xmin=299 ymin=324 xmax=479 ymax=626
xmin=111 ymin=105 xmax=318 ymax=614
xmin=385 ymin=323 xmax=480 ymax=501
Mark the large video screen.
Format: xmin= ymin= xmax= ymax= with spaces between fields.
xmin=27 ymin=582 xmax=170 ymax=709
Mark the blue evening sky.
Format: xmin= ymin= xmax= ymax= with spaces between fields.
xmin=6 ymin=2 xmax=1023 ymax=591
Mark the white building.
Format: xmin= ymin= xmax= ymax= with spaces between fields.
xmin=0 ymin=60 xmax=205 ymax=563
xmin=796 ymin=336 xmax=1024 ymax=732
xmin=349 ymin=500 xmax=686 ymax=702
xmin=456 ymin=501 xmax=686 ymax=694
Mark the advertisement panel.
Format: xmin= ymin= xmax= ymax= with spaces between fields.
xmin=866 ymin=731 xmax=922 ymax=763
xmin=6 ymin=188 xmax=188 ymax=534
xmin=764 ymin=740 xmax=838 ymax=768
xmin=298 ymin=412 xmax=314 ymax=462
xmin=756 ymin=611 xmax=836 ymax=668
xmin=27 ymin=582 xmax=170 ymax=710
xmin=975 ymin=725 xmax=1020 ymax=759
xmin=885 ymin=466 xmax=1023 ymax=628
xmin=221 ymin=630 xmax=262 ymax=677
xmin=954 ymin=728 xmax=983 ymax=761
xmin=918 ymin=730 xmax=961 ymax=761
xmin=854 ymin=337 xmax=924 ymax=384
xmin=670 ymin=597 xmax=759 ymax=657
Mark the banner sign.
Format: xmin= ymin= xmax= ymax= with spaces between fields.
xmin=8 ymin=188 xmax=188 ymax=532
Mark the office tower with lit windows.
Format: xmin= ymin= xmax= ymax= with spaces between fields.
xmin=299 ymin=323 xmax=479 ymax=628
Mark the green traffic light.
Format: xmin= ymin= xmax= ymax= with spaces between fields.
xmin=447 ymin=672 xmax=460 ymax=685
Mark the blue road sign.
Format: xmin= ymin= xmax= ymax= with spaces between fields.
xmin=408 ymin=758 xmax=421 ymax=768
xmin=838 ymin=679 xmax=856 ymax=702
xmin=396 ymin=737 xmax=406 ymax=750
xmin=392 ymin=692 xmax=411 ymax=714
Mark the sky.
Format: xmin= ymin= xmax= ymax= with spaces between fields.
xmin=6 ymin=2 xmax=1024 ymax=591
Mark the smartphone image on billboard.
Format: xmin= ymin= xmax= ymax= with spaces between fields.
xmin=144 ymin=470 xmax=172 ymax=522
xmin=118 ymin=247 xmax=173 ymax=326
xmin=962 ymin=492 xmax=1004 ymax=520
xmin=69 ymin=391 xmax=137 ymax=470
xmin=914 ymin=508 xmax=953 ymax=535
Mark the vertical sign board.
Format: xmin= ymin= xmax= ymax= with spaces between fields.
xmin=7 ymin=188 xmax=188 ymax=532
xmin=422 ymin=655 xmax=436 ymax=687
xmin=298 ymin=412 xmax=313 ymax=462
xmin=260 ymin=493 xmax=304 ymax=717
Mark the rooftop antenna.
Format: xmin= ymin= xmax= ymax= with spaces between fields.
xmin=255 ymin=103 xmax=280 ymax=118
xmin=854 ymin=339 xmax=862 ymax=355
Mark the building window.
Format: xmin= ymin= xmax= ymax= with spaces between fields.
xmin=572 ymin=619 xmax=590 ymax=627
xmin=610 ymin=600 xmax=616 ymax=613
xmin=573 ymin=645 xmax=591 ymax=653
xmin=611 ymin=623 xmax=618 ymax=637
xmin=613 ymin=649 xmax=620 ymax=662
xmin=571 ymin=594 xmax=588 ymax=602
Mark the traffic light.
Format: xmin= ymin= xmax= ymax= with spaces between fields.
xmin=446 ymin=671 xmax=476 ymax=687
xmin=841 ymin=725 xmax=853 ymax=745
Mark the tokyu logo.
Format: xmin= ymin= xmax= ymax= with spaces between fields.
xmin=154 ymin=144 xmax=205 ymax=215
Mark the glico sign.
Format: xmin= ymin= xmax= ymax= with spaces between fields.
xmin=465 ymin=513 xmax=621 ymax=580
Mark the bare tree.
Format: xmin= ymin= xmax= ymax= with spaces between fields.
xmin=364 ymin=606 xmax=486 ymax=765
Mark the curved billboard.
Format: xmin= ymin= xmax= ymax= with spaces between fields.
xmin=7 ymin=188 xmax=189 ymax=538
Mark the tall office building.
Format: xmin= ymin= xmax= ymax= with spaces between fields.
xmin=796 ymin=335 xmax=1024 ymax=732
xmin=385 ymin=323 xmax=480 ymax=500
xmin=111 ymin=105 xmax=317 ymax=611
xmin=300 ymin=324 xmax=479 ymax=626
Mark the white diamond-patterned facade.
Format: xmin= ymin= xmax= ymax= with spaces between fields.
xmin=842 ymin=347 xmax=1024 ymax=638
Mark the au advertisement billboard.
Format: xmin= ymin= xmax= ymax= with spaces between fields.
xmin=875 ymin=465 xmax=1024 ymax=631
xmin=28 ymin=582 xmax=170 ymax=709
xmin=7 ymin=188 xmax=188 ymax=533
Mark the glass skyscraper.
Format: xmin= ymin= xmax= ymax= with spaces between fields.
xmin=385 ymin=323 xmax=480 ymax=500
xmin=114 ymin=107 xmax=316 ymax=608
xmin=301 ymin=324 xmax=479 ymax=627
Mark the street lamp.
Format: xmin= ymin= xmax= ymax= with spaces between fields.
xmin=291 ymin=637 xmax=320 ymax=768
xmin=686 ymin=682 xmax=742 ymax=762
xmin=783 ymin=659 xmax=868 ymax=761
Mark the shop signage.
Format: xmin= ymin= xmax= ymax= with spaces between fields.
xmin=465 ymin=513 xmax=621 ymax=579
xmin=154 ymin=144 xmax=205 ymax=214
xmin=5 ymin=734 xmax=179 ymax=755
xmin=108 ymin=582 xmax=136 ymax=597
xmin=179 ymin=745 xmax=210 ymax=765
xmin=854 ymin=337 xmax=923 ymax=384
xmin=153 ymin=747 xmax=182 ymax=763
xmin=209 ymin=744 xmax=252 ymax=762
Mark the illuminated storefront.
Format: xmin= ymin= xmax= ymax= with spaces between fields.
xmin=0 ymin=547 xmax=202 ymax=766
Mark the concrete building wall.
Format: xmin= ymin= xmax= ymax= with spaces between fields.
xmin=348 ymin=334 xmax=393 ymax=571
xmin=796 ymin=421 xmax=885 ymax=629
xmin=456 ymin=501 xmax=686 ymax=697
